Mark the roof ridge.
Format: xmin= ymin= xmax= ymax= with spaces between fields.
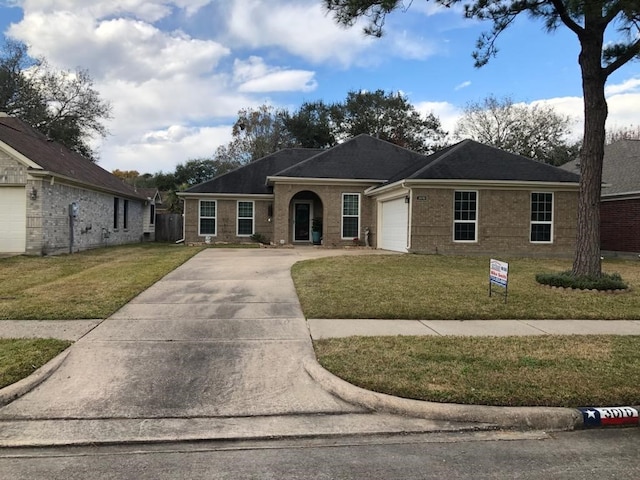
xmin=407 ymin=139 xmax=468 ymax=178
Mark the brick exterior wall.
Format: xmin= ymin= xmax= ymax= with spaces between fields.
xmin=601 ymin=198 xmax=640 ymax=253
xmin=408 ymin=187 xmax=578 ymax=257
xmin=272 ymin=183 xmax=377 ymax=247
xmin=26 ymin=176 xmax=146 ymax=255
xmin=183 ymin=197 xmax=275 ymax=244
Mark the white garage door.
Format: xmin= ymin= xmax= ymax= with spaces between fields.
xmin=379 ymin=197 xmax=408 ymax=252
xmin=0 ymin=187 xmax=26 ymax=254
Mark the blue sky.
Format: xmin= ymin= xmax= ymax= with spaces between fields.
xmin=0 ymin=0 xmax=638 ymax=174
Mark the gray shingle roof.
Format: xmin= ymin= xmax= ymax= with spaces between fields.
xmin=185 ymin=148 xmax=323 ymax=195
xmin=272 ymin=134 xmax=428 ymax=180
xmin=394 ymin=139 xmax=580 ymax=184
xmin=0 ymin=115 xmax=142 ymax=199
xmin=561 ymin=140 xmax=640 ymax=195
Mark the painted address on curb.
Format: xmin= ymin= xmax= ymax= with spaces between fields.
xmin=579 ymin=407 xmax=639 ymax=427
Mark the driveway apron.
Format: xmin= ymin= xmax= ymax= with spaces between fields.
xmin=0 ymin=249 xmax=365 ymax=420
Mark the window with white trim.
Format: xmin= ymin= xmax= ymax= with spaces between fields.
xmin=199 ymin=200 xmax=216 ymax=236
xmin=237 ymin=201 xmax=254 ymax=236
xmin=453 ymin=191 xmax=477 ymax=242
xmin=342 ymin=193 xmax=360 ymax=239
xmin=530 ymin=192 xmax=553 ymax=243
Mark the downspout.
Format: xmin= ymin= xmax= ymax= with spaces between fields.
xmin=402 ymin=182 xmax=412 ymax=252
xmin=175 ymin=197 xmax=185 ymax=244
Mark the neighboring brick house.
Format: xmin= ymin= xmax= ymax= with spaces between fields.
xmin=0 ymin=114 xmax=154 ymax=255
xmin=180 ymin=134 xmax=580 ymax=256
xmin=562 ymin=139 xmax=640 ymax=254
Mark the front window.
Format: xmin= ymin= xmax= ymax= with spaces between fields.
xmin=199 ymin=200 xmax=216 ymax=236
xmin=454 ymin=191 xmax=477 ymax=242
xmin=342 ymin=193 xmax=360 ymax=239
xmin=531 ymin=192 xmax=553 ymax=243
xmin=123 ymin=199 xmax=129 ymax=230
xmin=113 ymin=198 xmax=119 ymax=229
xmin=237 ymin=201 xmax=254 ymax=236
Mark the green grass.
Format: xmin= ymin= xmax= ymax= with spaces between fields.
xmin=314 ymin=335 xmax=640 ymax=407
xmin=292 ymin=255 xmax=640 ymax=319
xmin=0 ymin=244 xmax=203 ymax=320
xmin=0 ymin=339 xmax=72 ymax=389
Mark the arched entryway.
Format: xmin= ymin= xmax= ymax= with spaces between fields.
xmin=290 ymin=191 xmax=323 ymax=244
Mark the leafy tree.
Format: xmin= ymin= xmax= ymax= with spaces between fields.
xmin=283 ymin=100 xmax=337 ymax=148
xmin=455 ymin=95 xmax=579 ymax=165
xmin=229 ymin=104 xmax=295 ymax=163
xmin=175 ymin=158 xmax=240 ymax=186
xmin=112 ymin=169 xmax=140 ymax=183
xmin=0 ymin=40 xmax=111 ymax=161
xmin=324 ymin=0 xmax=640 ymax=277
xmin=335 ymin=89 xmax=446 ymax=153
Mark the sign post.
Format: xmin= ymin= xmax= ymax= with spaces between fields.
xmin=489 ymin=259 xmax=509 ymax=303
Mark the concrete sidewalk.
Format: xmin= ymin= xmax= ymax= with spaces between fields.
xmin=307 ymin=318 xmax=640 ymax=339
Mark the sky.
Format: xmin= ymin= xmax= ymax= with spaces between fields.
xmin=0 ymin=0 xmax=639 ymax=175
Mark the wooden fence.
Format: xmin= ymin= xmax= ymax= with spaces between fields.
xmin=155 ymin=213 xmax=183 ymax=242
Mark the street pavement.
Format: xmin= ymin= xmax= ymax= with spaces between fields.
xmin=0 ymin=248 xmax=637 ymax=447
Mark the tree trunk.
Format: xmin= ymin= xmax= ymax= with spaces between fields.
xmin=572 ymin=33 xmax=607 ymax=278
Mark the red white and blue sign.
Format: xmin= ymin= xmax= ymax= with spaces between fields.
xmin=579 ymin=407 xmax=639 ymax=427
xmin=489 ymin=259 xmax=509 ymax=288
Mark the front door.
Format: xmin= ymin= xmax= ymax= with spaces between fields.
xmin=293 ymin=202 xmax=311 ymax=242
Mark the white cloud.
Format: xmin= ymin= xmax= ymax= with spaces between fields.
xmin=454 ymin=81 xmax=471 ymax=91
xmin=605 ymin=77 xmax=640 ymax=96
xmin=233 ymin=57 xmax=317 ymax=93
xmin=415 ymin=101 xmax=462 ymax=136
xmin=98 ymin=125 xmax=233 ymax=174
xmin=226 ymin=0 xmax=374 ymax=66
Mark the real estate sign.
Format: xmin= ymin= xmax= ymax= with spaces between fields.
xmin=489 ymin=259 xmax=509 ymax=303
xmin=490 ymin=259 xmax=508 ymax=287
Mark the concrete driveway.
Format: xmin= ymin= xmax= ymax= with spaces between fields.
xmin=0 ymin=249 xmax=366 ymax=419
xmin=1 ymin=248 xmax=480 ymax=446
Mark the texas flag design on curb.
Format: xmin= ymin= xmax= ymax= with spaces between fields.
xmin=579 ymin=407 xmax=639 ymax=427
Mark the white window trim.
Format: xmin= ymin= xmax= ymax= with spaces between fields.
xmin=530 ymin=192 xmax=554 ymax=244
xmin=453 ymin=190 xmax=478 ymax=243
xmin=237 ymin=200 xmax=255 ymax=237
xmin=341 ymin=193 xmax=361 ymax=240
xmin=199 ymin=199 xmax=217 ymax=236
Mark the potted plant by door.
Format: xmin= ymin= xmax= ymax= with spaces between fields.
xmin=312 ymin=217 xmax=322 ymax=245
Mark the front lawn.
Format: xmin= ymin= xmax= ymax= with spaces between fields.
xmin=0 ymin=339 xmax=72 ymax=389
xmin=0 ymin=244 xmax=203 ymax=320
xmin=314 ymin=335 xmax=640 ymax=407
xmin=292 ymin=255 xmax=640 ymax=319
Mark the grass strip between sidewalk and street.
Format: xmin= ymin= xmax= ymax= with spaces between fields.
xmin=314 ymin=335 xmax=640 ymax=407
xmin=0 ymin=243 xmax=203 ymax=320
xmin=292 ymin=254 xmax=640 ymax=319
xmin=0 ymin=339 xmax=72 ymax=389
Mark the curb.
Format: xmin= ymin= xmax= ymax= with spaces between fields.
xmin=303 ymin=358 xmax=639 ymax=432
xmin=0 ymin=350 xmax=70 ymax=407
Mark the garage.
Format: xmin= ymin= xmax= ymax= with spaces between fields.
xmin=0 ymin=186 xmax=26 ymax=254
xmin=379 ymin=196 xmax=409 ymax=252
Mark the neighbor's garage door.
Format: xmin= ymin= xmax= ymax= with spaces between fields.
xmin=0 ymin=187 xmax=26 ymax=254
xmin=379 ymin=197 xmax=408 ymax=252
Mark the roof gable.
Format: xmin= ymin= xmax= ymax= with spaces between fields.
xmin=0 ymin=115 xmax=142 ymax=199
xmin=272 ymin=134 xmax=428 ymax=181
xmin=185 ymin=148 xmax=322 ymax=195
xmin=397 ymin=139 xmax=580 ymax=184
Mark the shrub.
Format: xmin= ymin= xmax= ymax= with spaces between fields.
xmin=535 ymin=270 xmax=628 ymax=291
xmin=250 ymin=233 xmax=269 ymax=244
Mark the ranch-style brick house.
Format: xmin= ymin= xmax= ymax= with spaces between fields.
xmin=0 ymin=114 xmax=155 ymax=255
xmin=179 ymin=134 xmax=580 ymax=256
xmin=562 ymin=139 xmax=640 ymax=254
